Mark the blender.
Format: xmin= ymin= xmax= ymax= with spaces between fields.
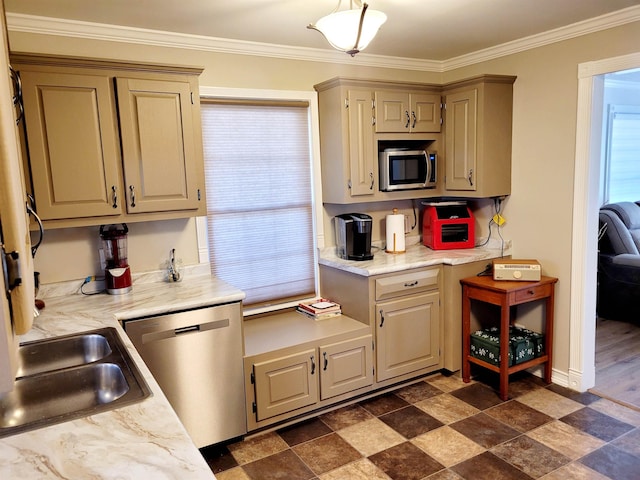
xmin=100 ymin=223 xmax=132 ymax=294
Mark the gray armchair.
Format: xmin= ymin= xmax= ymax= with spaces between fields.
xmin=597 ymin=201 xmax=640 ymax=320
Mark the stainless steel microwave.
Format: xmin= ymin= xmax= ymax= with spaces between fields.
xmin=379 ymin=149 xmax=436 ymax=191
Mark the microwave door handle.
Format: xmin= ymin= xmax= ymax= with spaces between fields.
xmin=425 ymin=155 xmax=432 ymax=186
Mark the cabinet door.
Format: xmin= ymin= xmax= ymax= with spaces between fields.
xmin=376 ymin=292 xmax=440 ymax=382
xmin=319 ymin=335 xmax=373 ymax=400
xmin=347 ymin=89 xmax=375 ymax=196
xmin=411 ymin=93 xmax=441 ymax=133
xmin=20 ymin=71 xmax=122 ymax=220
xmin=375 ymin=91 xmax=408 ymax=133
xmin=252 ymin=349 xmax=318 ymax=421
xmin=445 ymin=89 xmax=477 ymax=191
xmin=116 ymin=78 xmax=200 ymax=213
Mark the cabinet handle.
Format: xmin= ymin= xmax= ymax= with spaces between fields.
xmin=310 ymin=355 xmax=316 ymax=375
xmin=379 ymin=309 xmax=385 ymax=328
xmin=468 ymin=169 xmax=474 ymax=186
xmin=10 ymin=66 xmax=23 ymax=125
xmin=412 ymin=111 xmax=417 ymax=128
xmin=527 ymin=290 xmax=535 ymax=295
xmin=405 ymin=110 xmax=410 ymax=128
xmin=129 ymin=185 xmax=136 ymax=207
xmin=404 ymin=281 xmax=418 ymax=287
xmin=111 ymin=185 xmax=118 ymax=209
xmin=323 ymin=351 xmax=328 ymax=371
xmin=369 ymin=172 xmax=374 ymax=190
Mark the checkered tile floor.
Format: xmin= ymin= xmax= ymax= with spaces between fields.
xmin=201 ymin=372 xmax=640 ymax=480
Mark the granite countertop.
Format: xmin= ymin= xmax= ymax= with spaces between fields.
xmin=0 ymin=266 xmax=244 ymax=480
xmin=319 ymin=240 xmax=512 ymax=276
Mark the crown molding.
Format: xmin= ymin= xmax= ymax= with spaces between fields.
xmin=6 ymin=5 xmax=640 ymax=73
xmin=443 ymin=5 xmax=640 ymax=71
xmin=5 ymin=12 xmax=443 ymax=72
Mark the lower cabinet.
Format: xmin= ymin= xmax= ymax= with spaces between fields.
xmin=251 ymin=336 xmax=373 ymax=423
xmin=244 ymin=311 xmax=373 ymax=431
xmin=320 ymin=264 xmax=443 ymax=388
xmin=376 ymin=292 xmax=440 ymax=382
xmin=252 ymin=349 xmax=318 ymax=422
xmin=320 ymin=336 xmax=374 ymax=400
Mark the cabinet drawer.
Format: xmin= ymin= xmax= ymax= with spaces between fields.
xmin=375 ymin=269 xmax=439 ymax=301
xmin=512 ymin=284 xmax=553 ymax=304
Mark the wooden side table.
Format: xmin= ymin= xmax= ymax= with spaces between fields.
xmin=461 ymin=275 xmax=558 ymax=400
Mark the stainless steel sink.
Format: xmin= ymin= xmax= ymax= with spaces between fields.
xmin=0 ymin=327 xmax=151 ymax=437
xmin=16 ymin=333 xmax=112 ymax=377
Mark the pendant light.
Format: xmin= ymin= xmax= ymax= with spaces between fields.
xmin=308 ymin=0 xmax=387 ymax=56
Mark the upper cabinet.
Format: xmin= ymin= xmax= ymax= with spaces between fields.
xmin=315 ymin=75 xmax=515 ymax=204
xmin=443 ymin=75 xmax=516 ymax=197
xmin=12 ymin=54 xmax=206 ymax=228
xmin=315 ymin=78 xmax=443 ymax=204
xmin=375 ymin=91 xmax=441 ymax=134
xmin=19 ymin=70 xmax=122 ymax=220
xmin=315 ymin=80 xmax=376 ymax=203
xmin=116 ymin=78 xmax=201 ymax=214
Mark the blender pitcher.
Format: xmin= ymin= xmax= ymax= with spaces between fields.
xmin=100 ymin=223 xmax=132 ymax=294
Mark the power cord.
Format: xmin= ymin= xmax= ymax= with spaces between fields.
xmin=410 ymin=200 xmax=418 ymax=231
xmin=80 ymin=275 xmax=105 ymax=295
xmin=475 ymin=196 xmax=506 ymax=257
xmin=477 ymin=263 xmax=493 ymax=276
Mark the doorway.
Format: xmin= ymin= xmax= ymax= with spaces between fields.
xmin=589 ymin=69 xmax=640 ymax=410
xmin=570 ymin=52 xmax=640 ymax=399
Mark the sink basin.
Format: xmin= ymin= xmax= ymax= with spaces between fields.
xmin=0 ymin=328 xmax=151 ymax=437
xmin=16 ymin=333 xmax=112 ymax=377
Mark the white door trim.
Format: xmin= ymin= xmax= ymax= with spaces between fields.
xmin=570 ymin=51 xmax=640 ymax=391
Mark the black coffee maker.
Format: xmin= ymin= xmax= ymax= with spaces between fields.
xmin=334 ymin=213 xmax=374 ymax=261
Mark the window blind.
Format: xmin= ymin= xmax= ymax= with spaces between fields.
xmin=604 ymin=105 xmax=640 ymax=203
xmin=200 ymin=101 xmax=316 ymax=307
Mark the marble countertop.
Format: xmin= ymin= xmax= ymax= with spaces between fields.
xmin=319 ymin=241 xmax=512 ymax=276
xmin=0 ymin=266 xmax=244 ymax=480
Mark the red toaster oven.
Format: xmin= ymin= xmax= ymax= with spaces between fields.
xmin=423 ymin=204 xmax=475 ymax=250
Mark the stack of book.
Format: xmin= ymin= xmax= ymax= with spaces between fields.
xmin=296 ymin=299 xmax=342 ymax=320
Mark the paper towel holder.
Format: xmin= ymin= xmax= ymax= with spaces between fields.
xmin=386 ymin=208 xmax=406 ymax=254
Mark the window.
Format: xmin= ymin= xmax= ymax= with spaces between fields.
xmin=602 ymin=104 xmax=640 ymax=204
xmin=200 ymin=92 xmax=321 ymax=310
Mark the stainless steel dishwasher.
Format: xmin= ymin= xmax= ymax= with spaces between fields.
xmin=122 ymin=302 xmax=246 ymax=448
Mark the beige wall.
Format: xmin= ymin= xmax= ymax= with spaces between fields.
xmin=11 ymin=21 xmax=640 ymax=376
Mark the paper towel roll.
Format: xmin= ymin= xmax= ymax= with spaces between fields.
xmin=386 ymin=210 xmax=405 ymax=253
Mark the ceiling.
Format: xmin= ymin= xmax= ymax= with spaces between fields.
xmin=4 ymin=0 xmax=640 ymax=61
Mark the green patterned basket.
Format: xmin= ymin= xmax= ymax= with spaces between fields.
xmin=470 ymin=326 xmax=544 ymax=366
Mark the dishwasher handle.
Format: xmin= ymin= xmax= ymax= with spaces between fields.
xmin=140 ymin=318 xmax=230 ymax=344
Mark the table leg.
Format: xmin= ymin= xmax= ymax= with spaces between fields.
xmin=543 ymin=294 xmax=554 ymax=384
xmin=499 ymin=303 xmax=510 ymax=400
xmin=462 ymin=285 xmax=471 ymax=383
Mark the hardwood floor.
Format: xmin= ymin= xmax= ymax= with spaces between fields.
xmin=591 ymin=317 xmax=640 ymax=411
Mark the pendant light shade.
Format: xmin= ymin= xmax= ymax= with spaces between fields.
xmin=308 ymin=1 xmax=387 ymax=56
